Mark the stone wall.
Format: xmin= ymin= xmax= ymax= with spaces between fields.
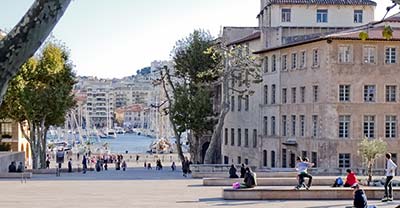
xmin=0 ymin=152 xmax=25 ymax=173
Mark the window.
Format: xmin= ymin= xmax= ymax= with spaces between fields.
xmin=245 ymin=95 xmax=249 ymax=111
xmin=291 ymin=87 xmax=296 ymax=103
xmin=263 ymin=57 xmax=269 ymax=73
xmin=312 ymin=115 xmax=318 ymax=137
xmin=224 ymin=128 xmax=228 ymax=145
xmin=264 ymin=85 xmax=268 ymax=104
xmin=281 ymin=8 xmax=291 ymax=22
xmin=282 ymin=115 xmax=287 ymax=137
xmin=339 ymin=115 xmax=351 ymax=138
xmin=231 ymin=128 xmax=235 ymax=146
xmin=300 ymin=87 xmax=305 ymax=103
xmin=263 ymin=150 xmax=267 ymax=167
xmin=237 ymin=156 xmax=241 ymax=164
xmin=0 ymin=122 xmax=12 ymax=136
xmin=386 ymin=115 xmax=397 ymax=138
xmin=339 ymin=85 xmax=350 ymax=102
xmin=291 ymin=53 xmax=297 ymax=69
xmin=271 ymin=84 xmax=276 ymax=104
xmin=363 ymin=46 xmax=376 ymax=64
xmin=231 ymin=96 xmax=235 ymax=111
xmin=282 ymin=88 xmax=287 ymax=104
xmin=224 ymin=156 xmax=229 ymax=164
xmin=312 ymin=49 xmax=319 ymax=67
xmin=271 ymin=151 xmax=276 ymax=168
xmin=364 ymin=85 xmax=376 ymax=102
xmin=338 ymin=45 xmax=351 ymax=63
xmin=282 ymin=55 xmax=288 ymax=71
xmin=300 ymin=115 xmax=305 ymax=137
xmin=385 ymin=47 xmax=397 ymax=64
xmin=244 ymin=158 xmax=249 ymax=165
xmin=354 ymin=10 xmax=363 ymax=23
xmin=291 ymin=115 xmax=296 ymax=136
xmin=244 ymin=129 xmax=249 ymax=147
xmin=238 ymin=72 xmax=242 ymax=87
xmin=339 ymin=153 xmax=351 ymax=168
xmin=363 ymin=115 xmax=375 ymax=138
xmin=238 ymin=129 xmax=242 ymax=146
xmin=238 ymin=95 xmax=242 ymax=111
xmin=271 ymin=116 xmax=276 ymax=135
xmin=302 ymin=151 xmax=308 ymax=159
xmin=386 ymin=85 xmax=397 ymax=102
xmin=272 ymin=55 xmax=277 ymax=72
xmin=253 ymin=129 xmax=257 ymax=148
xmin=312 ymin=152 xmax=318 ymax=167
xmin=316 ymin=9 xmax=328 ymax=23
xmin=263 ymin=116 xmax=268 ymax=136
xmin=313 ymin=85 xmax=319 ymax=102
xmin=282 ymin=149 xmax=287 ymax=168
xmin=300 ymin=51 xmax=306 ymax=69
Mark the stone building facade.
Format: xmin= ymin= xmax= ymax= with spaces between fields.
xmin=220 ymin=0 xmax=400 ymax=173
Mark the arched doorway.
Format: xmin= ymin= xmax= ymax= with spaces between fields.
xmin=200 ymin=142 xmax=210 ymax=164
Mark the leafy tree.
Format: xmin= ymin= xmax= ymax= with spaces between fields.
xmin=158 ymin=30 xmax=220 ymax=163
xmin=203 ymin=43 xmax=262 ymax=164
xmin=0 ymin=0 xmax=71 ymax=106
xmin=358 ymin=138 xmax=387 ymax=186
xmin=0 ymin=42 xmax=76 ymax=169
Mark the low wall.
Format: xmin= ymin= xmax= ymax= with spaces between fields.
xmin=0 ymin=152 xmax=25 ymax=173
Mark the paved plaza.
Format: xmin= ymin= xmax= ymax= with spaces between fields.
xmin=0 ymin=167 xmax=400 ymax=208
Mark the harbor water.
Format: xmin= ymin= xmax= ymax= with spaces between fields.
xmin=100 ymin=134 xmax=155 ymax=154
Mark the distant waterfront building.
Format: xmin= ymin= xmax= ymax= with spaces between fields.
xmin=218 ymin=0 xmax=400 ymax=174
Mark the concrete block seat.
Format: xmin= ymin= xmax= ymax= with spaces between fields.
xmin=193 ymin=171 xmax=297 ymax=179
xmin=0 ymin=172 xmax=32 ymax=178
xmin=223 ymin=186 xmax=400 ymax=200
xmin=204 ymin=177 xmax=336 ymax=186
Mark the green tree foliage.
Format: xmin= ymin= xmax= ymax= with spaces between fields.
xmin=163 ymin=30 xmax=220 ymax=163
xmin=358 ymin=138 xmax=387 ymax=185
xmin=0 ymin=42 xmax=76 ymax=169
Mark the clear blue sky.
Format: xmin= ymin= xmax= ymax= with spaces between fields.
xmin=0 ymin=0 xmax=398 ymax=78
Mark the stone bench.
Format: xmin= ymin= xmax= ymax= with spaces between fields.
xmin=204 ymin=177 xmax=335 ymax=186
xmin=223 ymin=186 xmax=400 ymax=200
xmin=192 ymin=171 xmax=297 ymax=179
xmin=0 ymin=172 xmax=32 ymax=178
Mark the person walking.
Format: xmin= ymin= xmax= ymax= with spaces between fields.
xmin=171 ymin=162 xmax=176 ymax=171
xmin=382 ymin=152 xmax=398 ymax=202
xmin=122 ymin=160 xmax=127 ymax=171
xmin=82 ymin=155 xmax=87 ymax=174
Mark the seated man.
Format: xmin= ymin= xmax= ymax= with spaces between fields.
xmin=8 ymin=161 xmax=16 ymax=173
xmin=352 ymin=183 xmax=368 ymax=208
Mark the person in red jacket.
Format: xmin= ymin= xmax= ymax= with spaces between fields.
xmin=344 ymin=169 xmax=358 ymax=187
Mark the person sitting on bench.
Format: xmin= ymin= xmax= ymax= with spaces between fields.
xmin=229 ymin=164 xmax=239 ymax=178
xmin=242 ymin=167 xmax=257 ymax=188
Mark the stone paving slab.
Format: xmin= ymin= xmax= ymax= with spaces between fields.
xmin=0 ymin=167 xmax=399 ymax=208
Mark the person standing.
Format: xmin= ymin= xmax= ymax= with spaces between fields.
xmin=171 ymin=162 xmax=176 ymax=171
xmin=382 ymin=153 xmax=398 ymax=202
xmin=82 ymin=155 xmax=87 ymax=174
xmin=122 ymin=160 xmax=127 ymax=171
xmin=68 ymin=158 xmax=72 ymax=172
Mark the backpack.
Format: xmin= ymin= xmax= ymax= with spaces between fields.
xmin=336 ymin=177 xmax=343 ymax=186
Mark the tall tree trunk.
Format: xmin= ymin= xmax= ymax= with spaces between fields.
xmin=39 ymin=119 xmax=47 ymax=169
xmin=160 ymin=67 xmax=184 ymax=162
xmin=30 ymin=122 xmax=39 ymax=169
xmin=204 ymin=72 xmax=230 ymax=164
xmin=0 ymin=0 xmax=72 ymax=105
xmin=368 ymin=162 xmax=373 ymax=186
xmin=188 ymin=132 xmax=201 ymax=164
